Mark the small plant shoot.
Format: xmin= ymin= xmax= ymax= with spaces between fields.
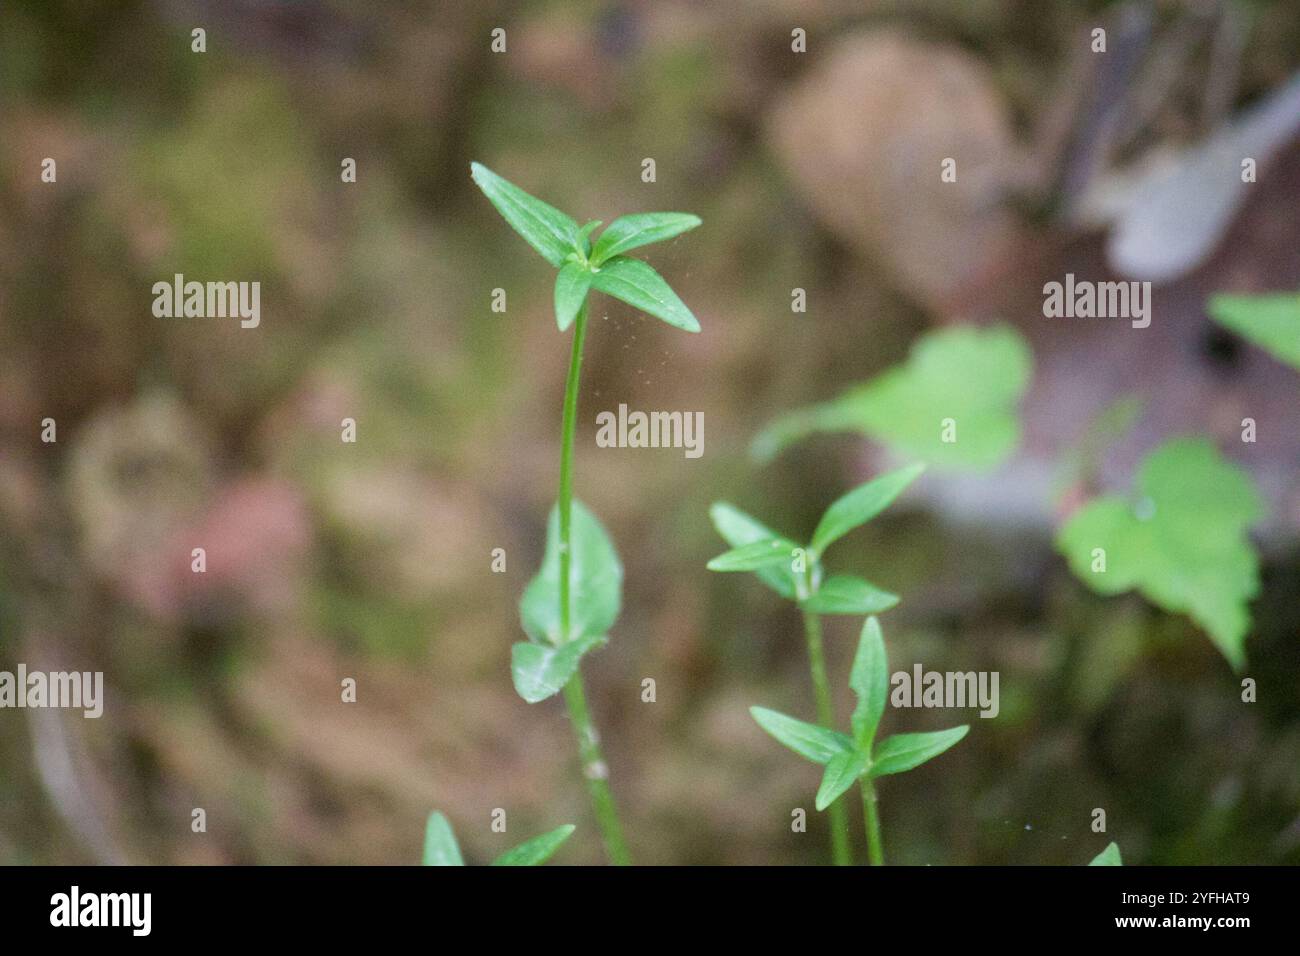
xmin=751 ymin=617 xmax=969 ymax=865
xmin=709 ymin=463 xmax=925 ymax=863
xmin=472 ymin=162 xmax=702 ymax=866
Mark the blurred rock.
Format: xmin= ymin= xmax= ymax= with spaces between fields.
xmin=766 ymin=30 xmax=1023 ymax=310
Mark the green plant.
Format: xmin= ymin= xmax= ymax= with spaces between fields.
xmin=708 ymin=463 xmax=925 ymax=863
xmin=1088 ymin=841 xmax=1123 ymax=866
xmin=1208 ymin=292 xmax=1300 ymax=371
xmin=422 ymin=812 xmax=574 ymax=866
xmin=750 ymin=617 xmax=969 ymax=865
xmin=752 ymin=324 xmax=1032 ymax=470
xmin=471 ymin=162 xmax=702 ymax=865
xmin=1057 ymin=437 xmax=1264 ymax=669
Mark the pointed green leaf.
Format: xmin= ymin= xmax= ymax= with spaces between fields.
xmin=491 ymin=824 xmax=576 ymax=866
xmin=708 ymin=502 xmax=798 ymax=599
xmin=590 ymin=212 xmax=702 ymax=266
xmin=815 ymin=750 xmax=868 ymax=811
xmin=809 ymin=463 xmax=925 ymax=556
xmin=1088 ymin=841 xmax=1123 ymax=866
xmin=511 ymin=633 xmax=607 ymax=703
xmin=422 ymin=812 xmax=464 ymax=866
xmin=1208 ymin=293 xmax=1300 ymax=371
xmin=519 ymin=500 xmax=622 ymax=645
xmin=849 ymin=617 xmax=889 ymax=749
xmin=1057 ymin=438 xmax=1264 ymax=669
xmin=870 ymin=726 xmax=969 ymax=777
xmin=590 ymin=256 xmax=700 ymax=332
xmin=706 ymin=537 xmax=800 ymax=572
xmin=470 ymin=162 xmax=580 ymax=268
xmin=800 ymin=575 xmax=899 ymax=615
xmin=750 ymin=706 xmax=853 ymax=765
xmin=753 ymin=324 xmax=1031 ymax=469
xmin=554 ymin=262 xmax=593 ymax=332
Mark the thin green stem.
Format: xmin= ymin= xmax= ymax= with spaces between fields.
xmin=563 ymin=672 xmax=631 ymax=865
xmin=800 ymin=608 xmax=852 ymax=866
xmin=556 ymin=302 xmax=631 ymax=866
xmin=861 ymin=777 xmax=884 ymax=865
xmin=557 ymin=303 xmax=588 ymax=635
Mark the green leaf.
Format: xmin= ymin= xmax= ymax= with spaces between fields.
xmin=519 ymin=500 xmax=622 ymax=645
xmin=590 ymin=256 xmax=700 ymax=333
xmin=1208 ymin=293 xmax=1300 ymax=371
xmin=800 ymin=576 xmax=898 ymax=615
xmin=870 ymin=726 xmax=969 ymax=777
xmin=590 ymin=212 xmax=702 ymax=266
xmin=815 ymin=750 xmax=868 ymax=811
xmin=753 ymin=324 xmax=1031 ymax=469
xmin=422 ymin=812 xmax=464 ymax=866
xmin=510 ymin=633 xmax=607 ymax=703
xmin=849 ymin=617 xmax=889 ymax=749
xmin=1088 ymin=842 xmax=1123 ymax=866
xmin=577 ymin=220 xmax=603 ymax=256
xmin=1056 ymin=437 xmax=1264 ymax=669
xmin=490 ymin=824 xmax=576 ymax=866
xmin=809 ymin=463 xmax=925 ymax=556
xmin=708 ymin=502 xmax=798 ymax=599
xmin=554 ymin=262 xmax=593 ymax=332
xmin=706 ymin=537 xmax=800 ymax=572
xmin=750 ymin=706 xmax=853 ymax=765
xmin=470 ymin=162 xmax=580 ymax=268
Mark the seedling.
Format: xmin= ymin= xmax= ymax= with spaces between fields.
xmin=471 ymin=162 xmax=702 ymax=866
xmin=750 ymin=617 xmax=969 ymax=865
xmin=422 ymin=812 xmax=574 ymax=866
xmin=708 ymin=463 xmax=925 ymax=863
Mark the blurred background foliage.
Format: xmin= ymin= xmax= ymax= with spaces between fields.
xmin=1 ymin=0 xmax=1298 ymax=865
